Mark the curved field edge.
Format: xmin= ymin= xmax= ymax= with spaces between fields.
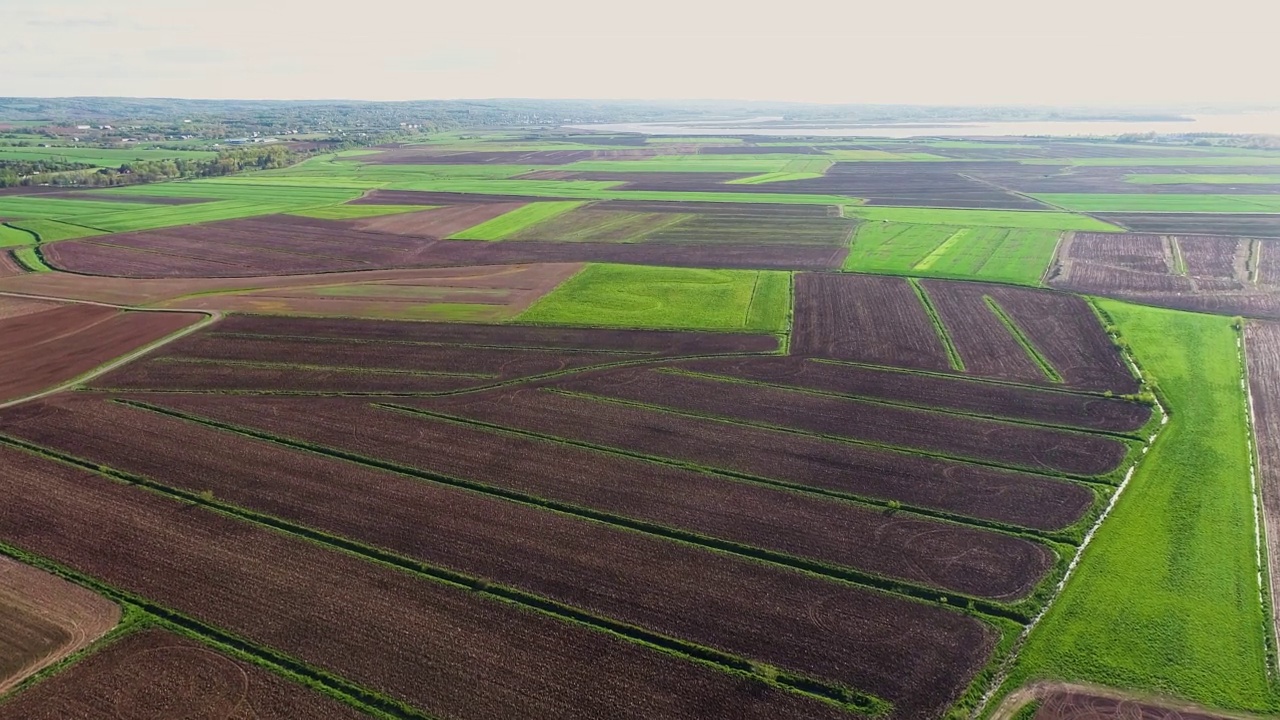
xmin=985 ymin=301 xmax=1277 ymax=715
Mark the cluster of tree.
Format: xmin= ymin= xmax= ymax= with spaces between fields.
xmin=0 ymin=145 xmax=299 ymax=188
xmin=0 ymin=158 xmax=97 ymax=186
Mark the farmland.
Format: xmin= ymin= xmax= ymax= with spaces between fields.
xmin=2 ymin=127 xmax=1280 ymax=720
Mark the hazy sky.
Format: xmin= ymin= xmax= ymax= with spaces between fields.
xmin=3 ymin=0 xmax=1278 ymax=106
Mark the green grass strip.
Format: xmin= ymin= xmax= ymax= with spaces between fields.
xmin=450 ymin=201 xmax=587 ymax=240
xmin=912 ymin=228 xmax=971 ymax=271
xmin=11 ymin=245 xmax=52 ymax=272
xmin=908 ymin=278 xmax=965 ymax=372
xmin=1170 ymin=236 xmax=1188 ymax=276
xmin=983 ymin=297 xmax=1063 ymax=383
xmin=1000 ymin=302 xmax=1274 ymax=713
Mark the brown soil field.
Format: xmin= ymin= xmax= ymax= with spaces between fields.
xmin=0 ymin=629 xmax=366 ymax=720
xmin=921 ymin=280 xmax=1050 ymax=385
xmin=145 ymin=394 xmax=1057 ymax=601
xmin=162 ymin=263 xmax=583 ymax=321
xmin=0 ymin=252 xmax=23 ymax=278
xmin=0 ymin=303 xmax=203 ymax=402
xmin=0 ymin=556 xmax=119 ymax=696
xmin=206 ymin=314 xmax=780 ymax=354
xmin=506 ymin=207 xmax=696 ymax=242
xmin=0 ymin=295 xmax=61 ymax=320
xmin=347 ymin=202 xmax=526 ymax=237
xmin=4 ymin=395 xmax=997 ymax=717
xmin=0 ymin=446 xmax=855 ymax=720
xmin=93 ymin=360 xmax=487 ymax=393
xmin=1050 ymin=233 xmax=1280 ymax=319
xmin=1245 ymin=322 xmax=1280 ymax=644
xmin=981 ymin=285 xmax=1140 ymax=393
xmin=416 ymin=386 xmax=1096 ymax=531
xmin=1096 ymin=213 xmax=1280 ymax=237
xmin=0 ymin=264 xmax=571 ymax=306
xmin=555 ymin=367 xmax=1128 ymax=476
xmin=101 ymin=332 xmax=641 ymax=385
xmin=791 ymin=273 xmax=953 ymax=371
xmin=675 ymin=356 xmax=1151 ymax=431
xmin=48 ymin=221 xmax=847 ymax=276
xmin=1178 ymin=235 xmax=1249 ymax=281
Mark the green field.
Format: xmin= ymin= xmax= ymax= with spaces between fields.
xmin=1001 ymin=301 xmax=1273 ymax=713
xmin=1033 ymin=194 xmax=1280 ymax=213
xmin=842 ymin=222 xmax=1061 ymax=285
xmin=844 ymin=205 xmax=1121 ymax=231
xmin=1127 ymin=174 xmax=1280 ymax=185
xmin=451 ymin=201 xmax=587 ymax=240
xmin=5 ymin=218 xmax=106 ymax=243
xmin=0 ymin=223 xmax=33 ymax=247
xmin=518 ymin=263 xmax=791 ymax=332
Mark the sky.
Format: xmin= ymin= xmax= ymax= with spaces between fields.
xmin=2 ymin=0 xmax=1278 ymax=107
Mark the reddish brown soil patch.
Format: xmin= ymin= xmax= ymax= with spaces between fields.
xmin=0 ymin=252 xmax=24 ymax=278
xmin=145 ymin=394 xmax=1057 ymax=601
xmin=555 ymin=367 xmax=1127 ymax=476
xmin=0 ymin=303 xmax=203 ymax=402
xmin=418 ymin=385 xmax=1095 ymax=531
xmin=348 ymin=202 xmax=526 ymax=238
xmin=0 ymin=556 xmax=120 ymax=696
xmin=0 ymin=295 xmax=60 ymax=320
xmin=164 ymin=263 xmax=582 ymax=321
xmin=5 ymin=395 xmax=998 ymax=718
xmin=675 ymin=356 xmax=1150 ymax=432
xmin=1246 ymin=322 xmax=1280 ymax=646
xmin=92 ymin=312 xmax=777 ymax=393
xmin=0 ymin=629 xmax=370 ymax=719
xmin=792 ymin=274 xmax=952 ymax=371
xmin=0 ymin=446 xmax=855 ymax=720
xmin=1051 ymin=231 xmax=1280 ymax=319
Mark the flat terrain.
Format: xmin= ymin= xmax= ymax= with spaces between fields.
xmin=0 ymin=630 xmax=367 ymax=720
xmin=2 ymin=130 xmax=1278 ymax=719
xmin=0 ymin=557 xmax=119 ymax=696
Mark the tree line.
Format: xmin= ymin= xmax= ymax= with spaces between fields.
xmin=0 ymin=145 xmax=298 ymax=188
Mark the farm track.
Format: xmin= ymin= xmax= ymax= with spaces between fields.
xmin=0 ymin=291 xmax=217 ymax=409
xmin=0 ymin=445 xmax=857 ymax=720
xmin=109 ymin=393 xmax=1060 ymax=605
xmin=0 ymin=394 xmax=996 ymax=717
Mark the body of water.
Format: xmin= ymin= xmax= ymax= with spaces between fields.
xmin=569 ymin=112 xmax=1280 ymax=138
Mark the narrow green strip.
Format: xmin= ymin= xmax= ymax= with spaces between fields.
xmin=909 ymin=278 xmax=965 ymax=372
xmin=983 ymin=297 xmax=1063 ymax=383
xmin=912 ymin=229 xmax=971 ymax=271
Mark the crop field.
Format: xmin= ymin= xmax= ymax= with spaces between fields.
xmin=0 ymin=556 xmax=119 ymax=696
xmin=842 ymin=222 xmax=1061 ymax=284
xmin=0 ymin=629 xmax=369 ymax=720
xmin=5 ymin=129 xmax=1280 ymax=720
xmin=1050 ymin=232 xmax=1280 ymax=318
xmin=0 ymin=299 xmax=204 ymax=402
xmin=518 ymin=263 xmax=791 ymax=332
xmin=149 ymin=262 xmax=585 ymax=321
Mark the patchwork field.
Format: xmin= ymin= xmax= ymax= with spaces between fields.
xmin=2 ymin=129 xmax=1279 ymax=720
